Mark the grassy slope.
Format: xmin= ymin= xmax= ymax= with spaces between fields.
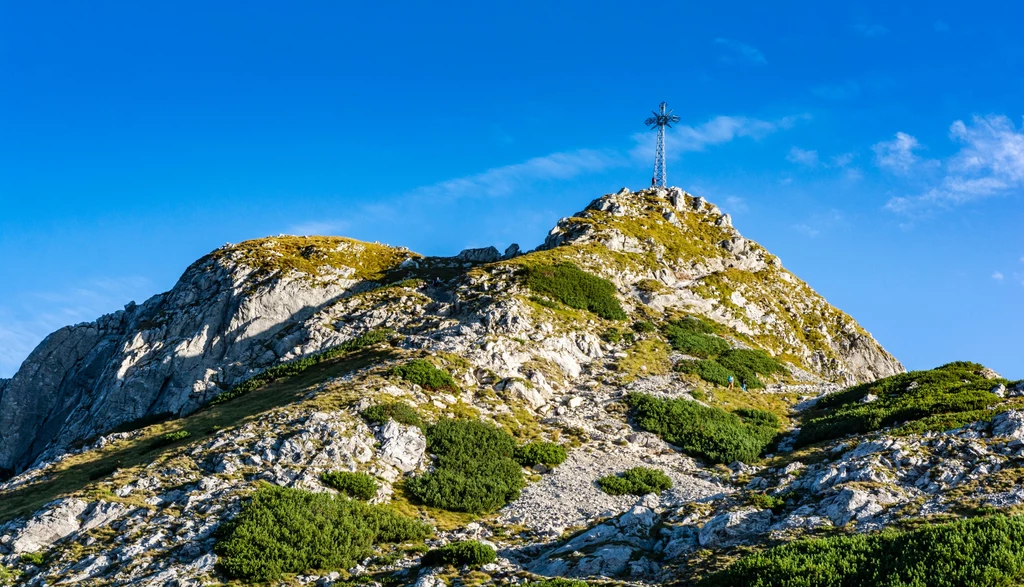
xmin=0 ymin=349 xmax=392 ymax=525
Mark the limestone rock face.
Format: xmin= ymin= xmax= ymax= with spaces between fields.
xmin=0 ymin=237 xmax=416 ymax=473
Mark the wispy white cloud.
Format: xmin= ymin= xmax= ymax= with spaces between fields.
xmin=787 ymin=147 xmax=820 ymax=166
xmin=886 ymin=115 xmax=1024 ymax=213
xmin=851 ymin=23 xmax=890 ymax=37
xmin=714 ymin=38 xmax=767 ymax=65
xmin=992 ymin=271 xmax=1005 ymax=281
xmin=630 ymin=114 xmax=807 ymax=162
xmin=873 ymin=132 xmax=936 ymax=174
xmin=413 ymin=149 xmax=627 ymax=202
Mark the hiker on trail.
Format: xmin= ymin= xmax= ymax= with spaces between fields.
xmin=727 ymin=375 xmax=734 ymax=389
xmin=741 ymin=379 xmax=748 ymax=392
xmin=651 ymin=176 xmax=657 ymax=187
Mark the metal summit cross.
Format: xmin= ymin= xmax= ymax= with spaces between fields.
xmin=644 ymin=101 xmax=681 ymax=188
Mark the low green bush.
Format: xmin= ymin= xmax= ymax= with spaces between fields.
xmin=391 ymin=359 xmax=458 ymax=392
xmin=699 ymin=514 xmax=1024 ymax=587
xmin=797 ymin=362 xmax=1006 ymax=447
xmin=668 ymin=332 xmax=732 ymax=358
xmin=360 ymin=402 xmax=424 ymax=430
xmin=717 ymin=349 xmax=787 ymax=387
xmin=406 ymin=418 xmax=525 ymax=513
xmin=747 ymin=492 xmax=786 ymax=513
xmin=597 ymin=466 xmax=673 ymax=496
xmin=321 ymin=471 xmax=378 ymax=500
xmin=664 ymin=317 xmax=729 ymax=357
xmin=675 ymin=359 xmax=734 ymax=386
xmin=514 ymin=441 xmax=567 ymax=467
xmin=216 ymin=484 xmax=431 ymax=582
xmin=18 ymin=552 xmax=44 ymax=565
xmin=524 ymin=263 xmax=626 ymax=320
xmin=602 ymin=328 xmax=623 ymax=344
xmin=421 ymin=540 xmax=496 ymax=567
xmin=211 ymin=329 xmax=394 ymax=405
xmin=664 ymin=317 xmax=785 ymax=388
xmin=633 ymin=320 xmax=657 ymax=333
xmin=627 ymin=392 xmax=779 ymax=464
xmin=525 ymin=580 xmax=593 ymax=587
xmin=151 ymin=426 xmax=192 ymax=448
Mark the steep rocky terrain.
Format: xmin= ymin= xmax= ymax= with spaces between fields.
xmin=3 ymin=187 xmax=1013 ymax=586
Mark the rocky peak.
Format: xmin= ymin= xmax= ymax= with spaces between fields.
xmin=0 ymin=187 xmax=901 ymax=477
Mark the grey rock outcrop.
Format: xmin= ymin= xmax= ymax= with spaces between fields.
xmin=456 ymin=246 xmax=501 ymax=263
xmin=0 ymin=238 xmax=416 ymax=473
xmin=377 ymin=420 xmax=426 ymax=474
xmin=698 ymin=508 xmax=772 ymax=548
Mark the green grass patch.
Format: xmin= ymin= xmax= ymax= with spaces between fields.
xmin=699 ymin=514 xmax=1024 ymax=587
xmin=524 ymin=262 xmax=626 ymax=320
xmin=406 ymin=418 xmax=525 ymax=514
xmin=797 ymin=362 xmax=1005 ymax=447
xmin=597 ymin=466 xmax=673 ymax=496
xmin=514 ymin=441 xmax=567 ymax=467
xmin=360 ymin=402 xmax=425 ymax=430
xmin=627 ymin=392 xmax=780 ymax=464
xmin=391 ymin=359 xmax=458 ymax=392
xmin=321 ymin=471 xmax=378 ymax=500
xmin=211 ymin=328 xmax=395 ymax=406
xmin=421 ymin=540 xmax=496 ymax=567
xmin=216 ymin=484 xmax=431 ymax=582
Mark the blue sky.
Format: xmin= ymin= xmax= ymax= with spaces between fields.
xmin=1 ymin=1 xmax=1021 ymax=378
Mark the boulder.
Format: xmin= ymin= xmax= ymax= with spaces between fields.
xmin=698 ymin=508 xmax=772 ymax=548
xmin=502 ymin=243 xmax=521 ymax=259
xmin=992 ymin=411 xmax=1024 ymax=441
xmin=377 ymin=420 xmax=426 ymax=473
xmin=455 ymin=246 xmax=501 ymax=263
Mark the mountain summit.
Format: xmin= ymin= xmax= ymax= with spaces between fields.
xmin=0 ymin=187 xmax=900 ymax=475
xmin=28 ymin=188 xmax=1024 ymax=587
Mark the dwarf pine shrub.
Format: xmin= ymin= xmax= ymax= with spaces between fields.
xmin=152 ymin=430 xmax=191 ymax=448
xmin=524 ymin=263 xmax=626 ymax=320
xmin=514 ymin=441 xmax=567 ymax=467
xmin=797 ymin=361 xmax=1006 ymax=447
xmin=406 ymin=418 xmax=525 ymax=513
xmin=360 ymin=401 xmax=424 ymax=430
xmin=216 ymin=484 xmax=431 ymax=582
xmin=422 ymin=540 xmax=496 ymax=567
xmin=699 ymin=514 xmax=1024 ymax=587
xmin=391 ymin=359 xmax=458 ymax=392
xmin=664 ymin=318 xmax=785 ymax=388
xmin=627 ymin=392 xmax=779 ymax=464
xmin=320 ymin=471 xmax=378 ymax=500
xmin=597 ymin=466 xmax=673 ymax=496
